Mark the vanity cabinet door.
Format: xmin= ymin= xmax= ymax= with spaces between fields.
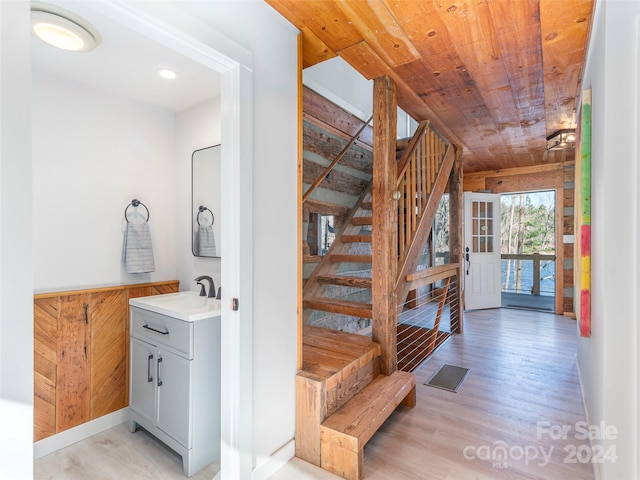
xmin=130 ymin=338 xmax=157 ymax=425
xmin=156 ymin=348 xmax=191 ymax=447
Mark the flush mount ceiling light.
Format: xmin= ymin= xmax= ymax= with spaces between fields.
xmin=157 ymin=68 xmax=177 ymax=80
xmin=31 ymin=3 xmax=101 ymax=52
xmin=546 ymin=129 xmax=576 ymax=151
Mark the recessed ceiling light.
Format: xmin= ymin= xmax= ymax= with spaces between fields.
xmin=31 ymin=3 xmax=101 ymax=52
xmin=158 ymin=69 xmax=177 ymax=80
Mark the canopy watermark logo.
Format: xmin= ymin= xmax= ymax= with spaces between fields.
xmin=463 ymin=421 xmax=618 ymax=469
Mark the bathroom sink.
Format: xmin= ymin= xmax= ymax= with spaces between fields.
xmin=129 ymin=291 xmax=221 ymax=321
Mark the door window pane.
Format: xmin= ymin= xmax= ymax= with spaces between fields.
xmin=471 ymin=200 xmax=494 ymax=253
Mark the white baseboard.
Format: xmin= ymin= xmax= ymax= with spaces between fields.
xmin=252 ymin=439 xmax=295 ymax=480
xmin=34 ymin=408 xmax=130 ymax=460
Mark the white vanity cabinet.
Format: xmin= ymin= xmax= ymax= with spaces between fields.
xmin=129 ymin=305 xmax=220 ymax=477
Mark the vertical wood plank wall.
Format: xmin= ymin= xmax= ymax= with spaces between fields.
xmin=34 ymin=280 xmax=179 ymax=441
xmin=463 ymin=162 xmax=575 ymax=316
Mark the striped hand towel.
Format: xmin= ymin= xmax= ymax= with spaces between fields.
xmin=197 ymin=224 xmax=217 ymax=257
xmin=123 ymin=222 xmax=155 ymax=274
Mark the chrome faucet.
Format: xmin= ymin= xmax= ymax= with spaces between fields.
xmin=194 ymin=275 xmax=216 ymax=298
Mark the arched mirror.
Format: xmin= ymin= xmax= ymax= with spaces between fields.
xmin=192 ymin=145 xmax=221 ymax=258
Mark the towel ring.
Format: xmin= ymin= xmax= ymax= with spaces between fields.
xmin=197 ymin=205 xmax=214 ymax=226
xmin=125 ymin=199 xmax=150 ymax=223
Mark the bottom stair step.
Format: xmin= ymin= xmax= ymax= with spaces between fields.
xmin=320 ymin=370 xmax=416 ymax=480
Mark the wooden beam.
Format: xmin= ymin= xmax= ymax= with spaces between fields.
xmin=371 ymin=76 xmax=397 ymax=375
xmin=449 ymin=147 xmax=464 ymax=333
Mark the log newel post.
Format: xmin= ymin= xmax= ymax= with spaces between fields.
xmin=372 ymin=76 xmax=398 ymax=375
xmin=449 ymin=147 xmax=464 ymax=333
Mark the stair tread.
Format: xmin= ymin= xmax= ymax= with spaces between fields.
xmin=303 ymin=297 xmax=373 ymax=319
xmin=330 ymin=254 xmax=372 ymax=263
xmin=351 ymin=216 xmax=372 ymax=225
xmin=342 ymin=234 xmax=372 ymax=243
xmin=317 ymin=275 xmax=372 ymax=288
xmin=321 ymin=371 xmax=416 ymax=443
xmin=301 ymin=326 xmax=381 ymax=385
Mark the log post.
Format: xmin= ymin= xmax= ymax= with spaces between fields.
xmin=449 ymin=146 xmax=463 ymax=333
xmin=372 ymin=76 xmax=397 ymax=375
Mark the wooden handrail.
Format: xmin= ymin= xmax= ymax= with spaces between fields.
xmin=302 ymin=115 xmax=373 ymax=202
xmin=405 ymin=264 xmax=458 ymax=290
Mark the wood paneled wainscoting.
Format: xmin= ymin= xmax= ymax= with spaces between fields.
xmin=34 ymin=280 xmax=179 ymax=442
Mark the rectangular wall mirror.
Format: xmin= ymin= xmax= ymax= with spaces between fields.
xmin=192 ymin=144 xmax=222 ymax=258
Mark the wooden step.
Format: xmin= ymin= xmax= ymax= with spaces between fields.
xmin=351 ymin=216 xmax=372 ymax=226
xmin=320 ymin=371 xmax=416 ymax=480
xmin=330 ymin=254 xmax=372 ymax=264
xmin=296 ymin=326 xmax=383 ymax=466
xmin=303 ymin=298 xmax=373 ymax=318
xmin=342 ymin=234 xmax=371 ymax=243
xmin=360 ymin=201 xmax=372 ymax=210
xmin=317 ymin=275 xmax=372 ymax=289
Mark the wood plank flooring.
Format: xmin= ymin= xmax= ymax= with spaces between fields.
xmin=273 ymin=308 xmax=594 ymax=480
xmin=34 ymin=423 xmax=219 ymax=480
xmin=35 ymin=308 xmax=592 ymax=480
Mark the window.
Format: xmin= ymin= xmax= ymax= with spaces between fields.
xmin=307 ymin=213 xmax=335 ymax=256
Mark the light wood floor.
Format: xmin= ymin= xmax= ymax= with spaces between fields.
xmin=36 ymin=308 xmax=593 ymax=480
xmin=34 ymin=424 xmax=219 ymax=480
xmin=272 ymin=308 xmax=594 ymax=480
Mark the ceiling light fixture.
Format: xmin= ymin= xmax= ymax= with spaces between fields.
xmin=157 ymin=69 xmax=177 ymax=80
xmin=31 ymin=3 xmax=101 ymax=52
xmin=546 ymin=129 xmax=576 ymax=151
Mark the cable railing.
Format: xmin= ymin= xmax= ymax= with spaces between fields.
xmin=397 ymin=264 xmax=461 ymax=372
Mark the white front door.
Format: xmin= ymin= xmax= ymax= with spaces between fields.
xmin=464 ymin=192 xmax=502 ymax=310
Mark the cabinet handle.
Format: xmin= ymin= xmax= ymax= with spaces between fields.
xmin=157 ymin=356 xmax=163 ymax=387
xmin=142 ymin=324 xmax=169 ymax=335
xmin=147 ymin=354 xmax=154 ymax=383
xmin=83 ymin=303 xmax=89 ymax=324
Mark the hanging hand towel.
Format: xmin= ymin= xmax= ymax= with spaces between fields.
xmin=197 ymin=224 xmax=217 ymax=257
xmin=123 ymin=221 xmax=155 ymax=273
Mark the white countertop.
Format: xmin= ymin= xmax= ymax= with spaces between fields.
xmin=130 ymin=291 xmax=221 ymax=321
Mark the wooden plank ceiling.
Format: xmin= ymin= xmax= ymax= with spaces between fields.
xmin=265 ymin=0 xmax=594 ymax=173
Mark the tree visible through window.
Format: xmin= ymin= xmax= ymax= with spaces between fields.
xmin=501 ymin=191 xmax=555 ymax=295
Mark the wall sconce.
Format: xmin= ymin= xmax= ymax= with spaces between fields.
xmin=546 ymin=129 xmax=576 ymax=151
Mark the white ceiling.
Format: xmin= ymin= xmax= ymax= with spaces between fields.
xmin=31 ymin=1 xmax=221 ymax=114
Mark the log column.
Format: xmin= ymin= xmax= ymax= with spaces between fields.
xmin=372 ymin=76 xmax=397 ymax=375
xmin=449 ymin=146 xmax=464 ymax=333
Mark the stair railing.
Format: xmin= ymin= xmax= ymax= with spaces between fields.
xmin=302 ymin=115 xmax=373 ymax=203
xmin=395 ymin=120 xmax=449 ymax=268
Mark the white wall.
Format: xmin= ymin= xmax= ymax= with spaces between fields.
xmin=175 ymin=96 xmax=222 ymax=292
xmin=577 ymin=1 xmax=639 ymax=479
xmin=182 ymin=3 xmax=299 ymax=474
xmin=0 ymin=1 xmax=34 ymax=479
xmin=32 ymin=72 xmax=178 ymax=291
xmin=1 ymin=0 xmax=298 ymax=477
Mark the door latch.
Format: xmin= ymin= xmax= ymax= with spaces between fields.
xmin=232 ymin=298 xmax=239 ymax=311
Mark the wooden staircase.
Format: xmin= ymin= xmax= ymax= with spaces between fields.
xmin=299 ymin=96 xmax=459 ymax=478
xmin=297 ymin=326 xmax=415 ymax=480
xmin=303 ymin=187 xmax=375 ymax=332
